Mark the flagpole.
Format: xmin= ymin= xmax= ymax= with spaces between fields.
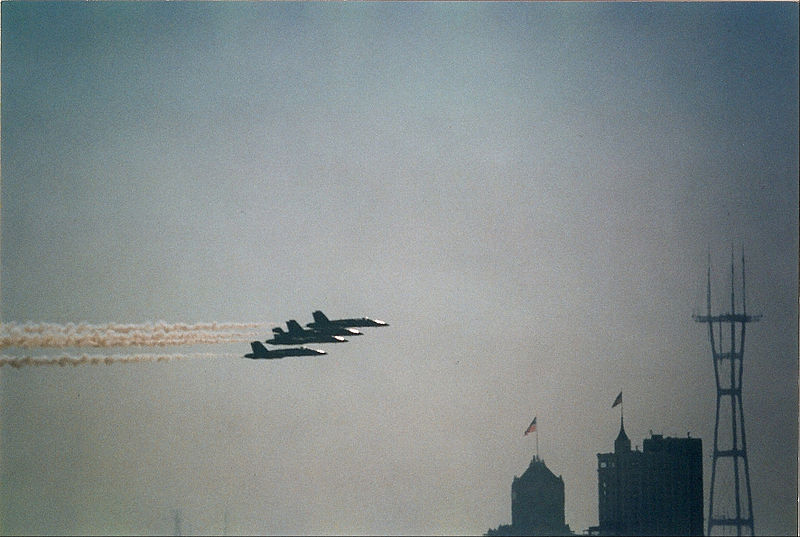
xmin=536 ymin=426 xmax=539 ymax=460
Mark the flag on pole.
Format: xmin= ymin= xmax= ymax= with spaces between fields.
xmin=612 ymin=392 xmax=623 ymax=408
xmin=524 ymin=417 xmax=537 ymax=435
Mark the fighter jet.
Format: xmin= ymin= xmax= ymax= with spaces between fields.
xmin=266 ymin=320 xmax=348 ymax=345
xmin=307 ymin=323 xmax=363 ymax=337
xmin=244 ymin=341 xmax=327 ymax=359
xmin=306 ymin=310 xmax=389 ymax=329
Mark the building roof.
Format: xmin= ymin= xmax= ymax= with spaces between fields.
xmin=515 ymin=456 xmax=563 ymax=485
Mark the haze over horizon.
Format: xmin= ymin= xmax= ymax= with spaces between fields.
xmin=1 ymin=2 xmax=797 ymax=535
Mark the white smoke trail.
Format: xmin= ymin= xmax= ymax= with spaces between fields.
xmin=0 ymin=321 xmax=268 ymax=349
xmin=0 ymin=330 xmax=257 ymax=348
xmin=0 ymin=352 xmax=241 ymax=369
xmin=4 ymin=321 xmax=261 ymax=334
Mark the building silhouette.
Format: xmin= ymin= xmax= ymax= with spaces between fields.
xmin=595 ymin=420 xmax=703 ymax=536
xmin=486 ymin=456 xmax=572 ymax=536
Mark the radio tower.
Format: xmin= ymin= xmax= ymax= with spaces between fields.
xmin=693 ymin=250 xmax=760 ymax=536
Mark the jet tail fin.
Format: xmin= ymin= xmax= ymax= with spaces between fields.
xmin=250 ymin=341 xmax=268 ymax=355
xmin=312 ymin=310 xmax=330 ymax=324
xmin=286 ymin=320 xmax=304 ymax=333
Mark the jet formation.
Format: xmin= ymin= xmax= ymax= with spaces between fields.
xmin=244 ymin=310 xmax=388 ymax=360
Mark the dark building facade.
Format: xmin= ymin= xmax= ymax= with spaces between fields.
xmin=486 ymin=456 xmax=572 ymax=536
xmin=509 ymin=457 xmax=572 ymax=535
xmin=596 ymin=421 xmax=703 ymax=536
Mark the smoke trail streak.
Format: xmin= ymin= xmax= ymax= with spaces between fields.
xmin=2 ymin=321 xmax=262 ymax=334
xmin=0 ymin=352 xmax=240 ymax=369
xmin=0 ymin=321 xmax=269 ymax=349
xmin=0 ymin=331 xmax=258 ymax=348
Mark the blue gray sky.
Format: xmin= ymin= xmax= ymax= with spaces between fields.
xmin=1 ymin=2 xmax=797 ymax=535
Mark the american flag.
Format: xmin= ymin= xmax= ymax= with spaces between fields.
xmin=524 ymin=417 xmax=537 ymax=435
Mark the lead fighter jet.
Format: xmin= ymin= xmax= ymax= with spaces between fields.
xmin=307 ymin=323 xmax=363 ymax=337
xmin=306 ymin=310 xmax=389 ymax=329
xmin=244 ymin=341 xmax=326 ymax=359
xmin=266 ymin=320 xmax=348 ymax=345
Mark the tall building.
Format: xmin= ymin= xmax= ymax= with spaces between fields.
xmin=486 ymin=456 xmax=572 ymax=536
xmin=512 ymin=456 xmax=572 ymax=535
xmin=596 ymin=421 xmax=703 ymax=536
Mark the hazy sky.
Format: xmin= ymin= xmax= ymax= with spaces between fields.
xmin=1 ymin=2 xmax=797 ymax=535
